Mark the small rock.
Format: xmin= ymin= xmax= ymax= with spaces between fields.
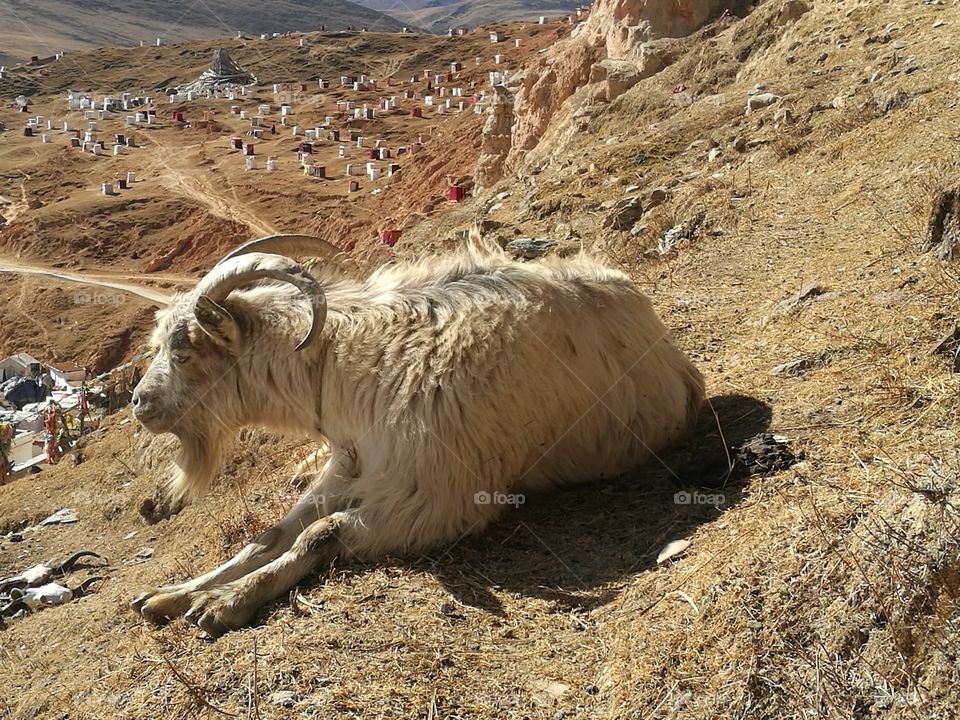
xmin=644 ymin=187 xmax=669 ymax=210
xmin=774 ymin=283 xmax=823 ymax=315
xmin=657 ymin=539 xmax=691 ymax=564
xmin=745 ymin=93 xmax=781 ymax=114
xmin=929 ymin=324 xmax=960 ymax=371
xmin=776 ymin=0 xmax=810 ymax=26
xmin=731 ymin=433 xmax=801 ymax=476
xmin=269 ymin=691 xmax=299 ymax=708
xmin=7 ymin=532 xmax=23 ymax=543
xmin=603 ymin=197 xmax=645 ymax=231
xmin=770 ymin=358 xmax=813 ymax=376
xmin=732 ymin=136 xmax=748 ymax=152
xmin=505 ymin=237 xmax=558 ymax=259
xmin=40 ymin=508 xmax=78 ymax=526
xmin=774 ymin=107 xmax=793 ymax=124
xmin=707 ymin=147 xmax=723 ymax=163
xmin=530 ymin=679 xmax=572 ymax=703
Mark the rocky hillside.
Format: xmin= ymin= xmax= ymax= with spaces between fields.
xmin=356 ymin=0 xmax=581 ymax=34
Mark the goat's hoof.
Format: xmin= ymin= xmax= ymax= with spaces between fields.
xmin=197 ymin=611 xmax=233 ymax=639
xmin=130 ymin=592 xmax=153 ymax=612
xmin=138 ymin=590 xmax=192 ymax=624
xmin=184 ymin=591 xmax=249 ymax=638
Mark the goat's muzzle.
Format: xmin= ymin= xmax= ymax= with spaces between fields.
xmin=131 ymin=387 xmax=167 ymax=432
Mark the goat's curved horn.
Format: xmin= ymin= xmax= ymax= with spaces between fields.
xmin=195 ymin=253 xmax=327 ymax=351
xmin=220 ymin=234 xmax=362 ymax=277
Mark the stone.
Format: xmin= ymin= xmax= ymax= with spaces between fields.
xmin=269 ymin=691 xmax=299 ymax=708
xmin=707 ymin=147 xmax=723 ymax=162
xmin=773 ymin=283 xmax=823 ymax=314
xmin=774 ymin=107 xmax=793 ymax=125
xmin=776 ymin=0 xmax=810 ymax=26
xmin=644 ymin=187 xmax=669 ymax=209
xmin=657 ymin=539 xmax=691 ymax=564
xmin=603 ymin=197 xmax=644 ymax=230
xmin=594 ymin=56 xmax=661 ymax=102
xmin=929 ymin=324 xmax=960 ymax=371
xmin=924 ymin=188 xmax=960 ymax=261
xmin=745 ymin=93 xmax=781 ymax=114
xmin=770 ymin=358 xmax=813 ymax=376
xmin=505 ymin=237 xmax=558 ymax=259
xmin=40 ymin=508 xmax=78 ymax=525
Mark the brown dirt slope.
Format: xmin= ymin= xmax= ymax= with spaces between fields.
xmin=0 ymin=24 xmax=562 ymax=366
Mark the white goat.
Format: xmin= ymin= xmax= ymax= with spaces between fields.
xmin=130 ymin=234 xmax=705 ymax=636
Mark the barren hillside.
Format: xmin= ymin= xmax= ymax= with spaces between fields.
xmin=356 ymin=0 xmax=581 ymax=34
xmin=0 ymin=0 xmax=412 ymax=66
xmin=1 ymin=1 xmax=959 ymax=718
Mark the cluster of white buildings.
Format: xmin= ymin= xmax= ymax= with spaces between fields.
xmin=0 ymin=353 xmax=89 ymax=479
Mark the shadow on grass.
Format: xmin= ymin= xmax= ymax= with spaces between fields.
xmin=418 ymin=393 xmax=773 ymax=616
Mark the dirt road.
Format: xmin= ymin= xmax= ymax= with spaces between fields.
xmin=147 ymin=134 xmax=277 ymax=237
xmin=0 ymin=258 xmax=176 ymax=304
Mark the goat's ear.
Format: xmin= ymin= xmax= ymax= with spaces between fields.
xmin=194 ymin=295 xmax=240 ymax=349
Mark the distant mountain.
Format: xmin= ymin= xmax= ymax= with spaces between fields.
xmin=353 ymin=0 xmax=579 ymax=33
xmin=0 ymin=0 xmax=413 ymax=66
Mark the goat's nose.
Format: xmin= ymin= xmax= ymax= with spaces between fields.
xmin=131 ymin=388 xmax=151 ymax=409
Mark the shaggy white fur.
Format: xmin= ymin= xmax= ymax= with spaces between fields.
xmin=130 ymin=239 xmax=704 ymax=636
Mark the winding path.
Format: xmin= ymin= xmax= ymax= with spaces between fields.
xmin=0 ymin=258 xmax=176 ymax=305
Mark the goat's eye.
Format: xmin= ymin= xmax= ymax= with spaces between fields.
xmin=173 ymin=354 xmax=190 ymax=365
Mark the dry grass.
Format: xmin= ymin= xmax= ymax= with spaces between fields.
xmin=2 ymin=1 xmax=960 ymax=719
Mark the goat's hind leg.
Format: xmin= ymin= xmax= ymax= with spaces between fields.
xmin=133 ymin=448 xmax=352 ymax=624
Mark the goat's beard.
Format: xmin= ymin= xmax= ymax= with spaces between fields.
xmin=168 ymin=422 xmax=229 ymax=501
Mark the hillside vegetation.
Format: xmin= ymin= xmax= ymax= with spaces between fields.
xmin=1 ymin=0 xmax=959 ymax=718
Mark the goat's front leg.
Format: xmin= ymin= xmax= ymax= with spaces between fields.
xmin=181 ymin=510 xmax=355 ymax=637
xmin=179 ymin=491 xmax=506 ymax=637
xmin=132 ymin=449 xmax=353 ymax=624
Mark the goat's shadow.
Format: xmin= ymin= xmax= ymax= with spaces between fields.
xmin=398 ymin=393 xmax=773 ymax=616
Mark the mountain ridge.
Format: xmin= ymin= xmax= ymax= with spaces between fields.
xmin=0 ymin=0 xmax=414 ymax=66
